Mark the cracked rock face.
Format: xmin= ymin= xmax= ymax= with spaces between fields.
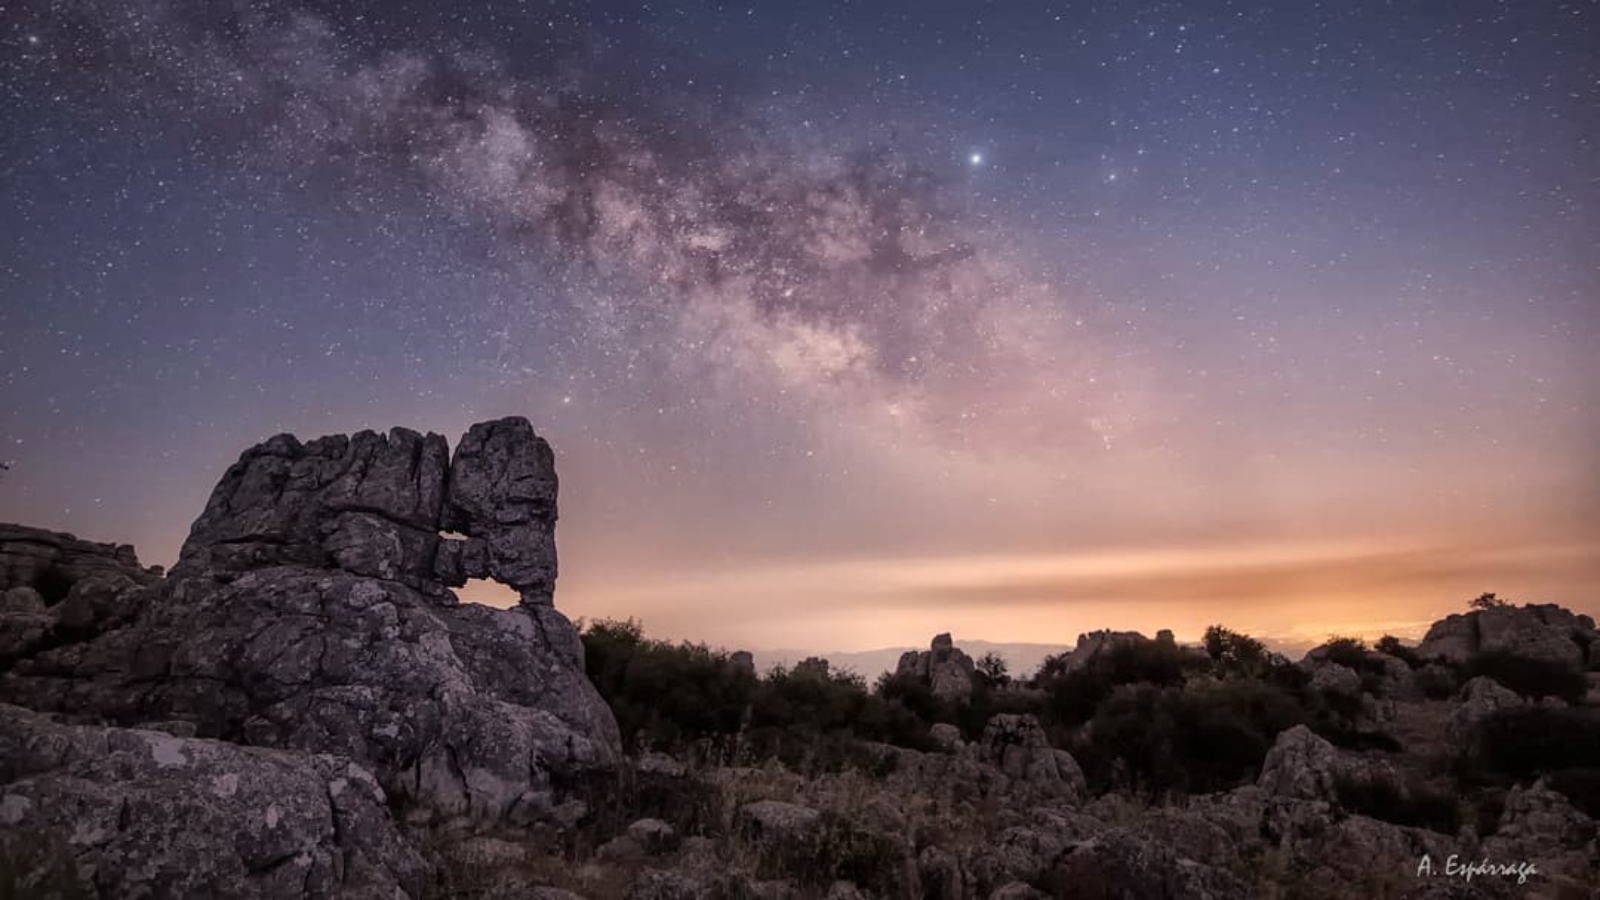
xmin=0 ymin=417 xmax=621 ymax=831
xmin=895 ymin=633 xmax=976 ymax=704
xmin=1416 ymin=604 xmax=1597 ymax=672
xmin=171 ymin=417 xmax=561 ymax=603
xmin=0 ymin=704 xmax=426 ymax=899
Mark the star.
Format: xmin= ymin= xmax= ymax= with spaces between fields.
xmin=969 ymin=152 xmax=984 ymax=166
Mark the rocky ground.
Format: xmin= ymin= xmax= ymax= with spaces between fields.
xmin=2 ymin=418 xmax=1597 ymax=899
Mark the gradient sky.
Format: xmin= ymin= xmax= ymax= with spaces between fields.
xmin=2 ymin=0 xmax=1597 ymax=654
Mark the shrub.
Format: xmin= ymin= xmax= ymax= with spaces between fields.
xmin=0 ymin=833 xmax=92 ymax=900
xmin=1469 ymin=592 xmax=1509 ymax=611
xmin=1374 ymin=635 xmax=1422 ymax=669
xmin=1077 ymin=679 xmax=1303 ymax=798
xmin=1322 ymin=636 xmax=1368 ymax=670
xmin=1038 ymin=639 xmax=1200 ymax=725
xmin=975 ymin=652 xmax=1010 ymax=687
xmin=1475 ymin=707 xmax=1600 ymax=780
xmin=1547 ymin=767 xmax=1600 ymax=820
xmin=748 ymin=810 xmax=913 ymax=896
xmin=876 ymin=671 xmax=955 ymax=725
xmin=1415 ymin=665 xmax=1459 ymax=700
xmin=1333 ymin=773 xmax=1462 ymax=835
xmin=1204 ymin=625 xmax=1268 ymax=673
xmin=748 ymin=666 xmax=939 ymax=769
xmin=1463 ymin=651 xmax=1586 ymax=703
xmin=581 ymin=618 xmax=757 ymax=755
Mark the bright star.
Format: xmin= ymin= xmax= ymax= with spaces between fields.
xmin=969 ymin=152 xmax=983 ymax=166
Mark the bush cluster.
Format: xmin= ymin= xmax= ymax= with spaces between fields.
xmin=1374 ymin=635 xmax=1422 ymax=668
xmin=579 ymin=614 xmax=1586 ymax=811
xmin=1332 ymin=773 xmax=1462 ymax=835
xmin=1462 ymin=651 xmax=1587 ymax=704
xmin=1469 ymin=707 xmax=1600 ymax=818
xmin=581 ymin=619 xmax=935 ymax=771
xmin=1074 ymin=678 xmax=1303 ymax=798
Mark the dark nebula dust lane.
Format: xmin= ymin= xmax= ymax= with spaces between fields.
xmin=2 ymin=0 xmax=1597 ymax=651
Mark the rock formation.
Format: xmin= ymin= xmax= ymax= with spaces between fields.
xmin=0 ymin=704 xmax=426 ymax=899
xmin=895 ymin=633 xmax=976 ymax=703
xmin=0 ymin=418 xmax=620 ymax=840
xmin=1056 ymin=629 xmax=1154 ymax=672
xmin=978 ymin=714 xmax=1086 ymax=802
xmin=170 ymin=419 xmax=560 ymax=605
xmin=0 ymin=523 xmax=163 ymax=599
xmin=1417 ymin=603 xmax=1597 ymax=672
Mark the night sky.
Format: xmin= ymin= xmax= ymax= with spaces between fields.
xmin=2 ymin=0 xmax=1597 ymax=653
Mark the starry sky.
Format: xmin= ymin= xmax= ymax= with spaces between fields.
xmin=2 ymin=0 xmax=1597 ymax=654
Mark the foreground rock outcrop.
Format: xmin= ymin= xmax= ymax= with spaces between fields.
xmin=1 ymin=418 xmax=620 ymax=839
xmin=0 ymin=704 xmax=426 ymax=899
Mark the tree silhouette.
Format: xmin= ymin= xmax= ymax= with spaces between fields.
xmin=1470 ymin=592 xmax=1510 ymax=611
xmin=975 ymin=652 xmax=1010 ymax=686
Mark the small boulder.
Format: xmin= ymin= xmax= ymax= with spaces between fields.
xmin=738 ymin=800 xmax=821 ymax=841
xmin=1451 ymin=676 xmax=1526 ymax=736
xmin=0 ymin=586 xmax=44 ymax=614
xmin=627 ymin=818 xmax=680 ymax=854
xmin=629 ymin=869 xmax=706 ymax=900
xmin=929 ymin=722 xmax=964 ymax=752
xmin=989 ymin=883 xmax=1047 ymax=900
xmin=825 ymin=882 xmax=868 ymax=900
xmin=1308 ymin=662 xmax=1362 ymax=697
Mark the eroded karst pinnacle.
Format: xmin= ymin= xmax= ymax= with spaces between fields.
xmin=173 ymin=416 xmax=558 ymax=605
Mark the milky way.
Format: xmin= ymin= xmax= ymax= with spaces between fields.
xmin=2 ymin=0 xmax=1597 ymax=652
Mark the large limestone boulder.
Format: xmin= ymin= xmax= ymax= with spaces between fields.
xmin=1257 ymin=725 xmax=1342 ymax=801
xmin=0 ymin=704 xmax=425 ymax=899
xmin=1477 ymin=604 xmax=1591 ymax=670
xmin=1367 ymin=651 xmax=1418 ymax=699
xmin=979 ymin=714 xmax=1086 ymax=801
xmin=169 ymin=419 xmax=563 ymax=604
xmin=1417 ymin=604 xmax=1595 ymax=673
xmin=0 ymin=418 xmax=621 ymax=827
xmin=1415 ymin=612 xmax=1478 ymax=665
xmin=1307 ymin=661 xmax=1362 ymax=697
xmin=443 ymin=418 xmax=561 ymax=604
xmin=1450 ymin=675 xmax=1527 ymax=736
xmin=895 ymin=633 xmax=976 ymax=704
xmin=171 ymin=428 xmax=451 ymax=586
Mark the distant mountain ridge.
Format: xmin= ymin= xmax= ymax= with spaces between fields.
xmin=751 ymin=641 xmax=1068 ymax=682
xmin=752 ymin=635 xmax=1328 ymax=681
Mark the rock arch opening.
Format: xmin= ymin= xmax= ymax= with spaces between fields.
xmin=455 ymin=577 xmax=520 ymax=609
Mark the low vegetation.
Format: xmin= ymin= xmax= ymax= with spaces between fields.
xmin=578 ymin=612 xmax=1595 ymax=815
xmin=1463 ymin=650 xmax=1587 ymax=704
xmin=1468 ymin=706 xmax=1600 ymax=818
xmin=1332 ymin=772 xmax=1462 ymax=834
